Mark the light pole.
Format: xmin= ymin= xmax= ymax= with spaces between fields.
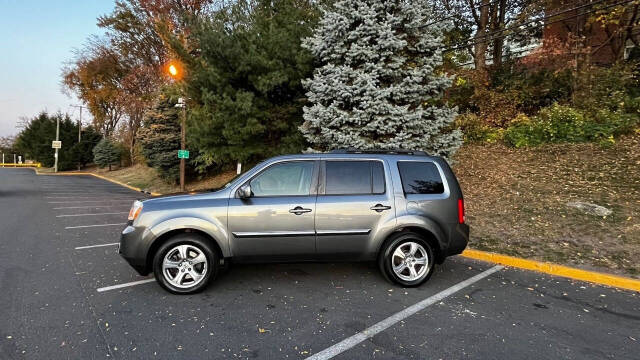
xmin=167 ymin=61 xmax=187 ymax=192
xmin=175 ymin=97 xmax=186 ymax=192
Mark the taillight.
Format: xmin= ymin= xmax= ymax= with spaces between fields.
xmin=457 ymin=199 xmax=465 ymax=224
xmin=128 ymin=200 xmax=143 ymax=221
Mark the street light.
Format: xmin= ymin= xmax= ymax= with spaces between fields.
xmin=167 ymin=60 xmax=187 ymax=192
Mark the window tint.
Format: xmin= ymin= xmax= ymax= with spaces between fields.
xmin=397 ymin=162 xmax=444 ymax=195
xmin=325 ymin=161 xmax=385 ymax=195
xmin=250 ymin=161 xmax=314 ymax=196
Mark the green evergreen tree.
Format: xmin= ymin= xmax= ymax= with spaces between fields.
xmin=93 ymin=138 xmax=121 ymax=170
xmin=70 ymin=126 xmax=102 ymax=169
xmin=172 ymin=0 xmax=320 ymax=170
xmin=137 ymin=95 xmax=181 ymax=182
xmin=14 ymin=112 xmax=81 ymax=170
xmin=301 ymin=0 xmax=462 ymax=159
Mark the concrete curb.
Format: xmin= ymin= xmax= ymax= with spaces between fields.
xmin=461 ymin=249 xmax=640 ymax=292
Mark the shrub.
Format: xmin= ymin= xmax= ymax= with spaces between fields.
xmin=93 ymin=138 xmax=121 ymax=170
xmin=504 ymin=104 xmax=639 ymax=147
xmin=455 ymin=113 xmax=505 ymax=143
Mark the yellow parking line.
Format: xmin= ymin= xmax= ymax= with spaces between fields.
xmin=28 ymin=168 xmax=162 ymax=196
xmin=461 ymin=249 xmax=640 ymax=292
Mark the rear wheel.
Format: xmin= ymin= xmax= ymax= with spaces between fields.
xmin=378 ymin=232 xmax=435 ymax=287
xmin=153 ymin=233 xmax=218 ymax=294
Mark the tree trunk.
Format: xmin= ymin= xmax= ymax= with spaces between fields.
xmin=474 ymin=0 xmax=490 ymax=71
xmin=491 ymin=0 xmax=506 ymax=67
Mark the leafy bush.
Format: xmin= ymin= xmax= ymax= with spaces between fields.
xmin=504 ymin=104 xmax=638 ymax=147
xmin=573 ymin=64 xmax=637 ymax=113
xmin=455 ymin=113 xmax=503 ymax=143
xmin=93 ymin=138 xmax=121 ymax=170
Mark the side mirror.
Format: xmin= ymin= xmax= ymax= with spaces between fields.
xmin=237 ymin=184 xmax=252 ymax=199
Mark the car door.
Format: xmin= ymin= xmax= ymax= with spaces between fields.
xmin=315 ymin=159 xmax=395 ymax=259
xmin=228 ymin=160 xmax=319 ymax=260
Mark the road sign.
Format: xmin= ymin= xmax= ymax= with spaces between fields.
xmin=52 ymin=141 xmax=62 ymax=149
xmin=178 ymin=150 xmax=189 ymax=159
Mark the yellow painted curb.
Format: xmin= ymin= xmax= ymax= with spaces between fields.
xmin=461 ymin=249 xmax=640 ymax=292
xmin=30 ymin=167 xmax=162 ymax=196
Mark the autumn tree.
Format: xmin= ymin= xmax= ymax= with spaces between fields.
xmin=62 ymin=41 xmax=127 ymax=137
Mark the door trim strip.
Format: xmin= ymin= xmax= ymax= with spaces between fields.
xmin=232 ymin=230 xmax=316 ymax=238
xmin=316 ymin=229 xmax=371 ymax=236
xmin=232 ymin=229 xmax=371 ymax=238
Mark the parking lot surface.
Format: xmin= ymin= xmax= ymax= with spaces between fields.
xmin=1 ymin=168 xmax=638 ymax=359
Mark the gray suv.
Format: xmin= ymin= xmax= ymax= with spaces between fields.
xmin=119 ymin=150 xmax=468 ymax=294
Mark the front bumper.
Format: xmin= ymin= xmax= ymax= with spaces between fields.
xmin=119 ymin=225 xmax=151 ymax=275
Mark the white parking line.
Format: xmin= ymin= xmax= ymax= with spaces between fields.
xmin=48 ymin=200 xmax=133 ymax=204
xmin=75 ymin=242 xmax=119 ymax=250
xmin=65 ymin=223 xmax=126 ymax=229
xmin=46 ymin=196 xmax=133 ymax=199
xmin=57 ymin=212 xmax=128 ymax=217
xmin=53 ymin=205 xmax=132 ymax=209
xmin=97 ymin=278 xmax=156 ymax=292
xmin=305 ymin=265 xmax=504 ymax=360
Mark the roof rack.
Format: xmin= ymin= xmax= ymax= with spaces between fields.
xmin=329 ymin=148 xmax=429 ymax=156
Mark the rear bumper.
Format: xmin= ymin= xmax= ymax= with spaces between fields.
xmin=447 ymin=223 xmax=469 ymax=256
xmin=119 ymin=225 xmax=151 ymax=275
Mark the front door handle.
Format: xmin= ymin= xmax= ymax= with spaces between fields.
xmin=370 ymin=204 xmax=391 ymax=212
xmin=289 ymin=206 xmax=312 ymax=215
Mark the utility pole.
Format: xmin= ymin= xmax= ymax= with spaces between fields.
xmin=71 ymin=104 xmax=87 ymax=170
xmin=54 ymin=116 xmax=60 ymax=173
xmin=2 ymin=152 xmax=4 ymax=167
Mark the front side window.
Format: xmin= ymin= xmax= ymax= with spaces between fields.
xmin=397 ymin=161 xmax=444 ymax=195
xmin=325 ymin=161 xmax=385 ymax=195
xmin=250 ymin=161 xmax=314 ymax=197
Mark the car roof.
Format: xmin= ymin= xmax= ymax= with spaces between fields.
xmin=267 ymin=152 xmax=442 ymax=162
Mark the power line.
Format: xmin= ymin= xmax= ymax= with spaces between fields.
xmin=456 ymin=0 xmax=608 ymax=47
xmin=455 ymin=27 xmax=640 ymax=67
xmin=443 ymin=0 xmax=636 ymax=53
xmin=419 ymin=0 xmax=505 ymax=29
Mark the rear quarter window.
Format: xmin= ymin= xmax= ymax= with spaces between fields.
xmin=397 ymin=161 xmax=444 ymax=195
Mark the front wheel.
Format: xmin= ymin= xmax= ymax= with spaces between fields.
xmin=153 ymin=234 xmax=218 ymax=294
xmin=378 ymin=232 xmax=435 ymax=287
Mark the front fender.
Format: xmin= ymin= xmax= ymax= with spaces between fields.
xmin=147 ymin=217 xmax=230 ymax=257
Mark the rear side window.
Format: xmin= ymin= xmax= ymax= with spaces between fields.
xmin=397 ymin=162 xmax=444 ymax=195
xmin=325 ymin=161 xmax=385 ymax=195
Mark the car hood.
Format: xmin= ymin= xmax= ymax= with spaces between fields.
xmin=141 ymin=187 xmax=230 ymax=205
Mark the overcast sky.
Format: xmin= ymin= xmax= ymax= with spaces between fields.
xmin=0 ymin=0 xmax=115 ymax=138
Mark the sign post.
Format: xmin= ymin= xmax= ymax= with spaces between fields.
xmin=53 ymin=116 xmax=60 ymax=172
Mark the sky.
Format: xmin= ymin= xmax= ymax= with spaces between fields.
xmin=0 ymin=0 xmax=116 ymax=138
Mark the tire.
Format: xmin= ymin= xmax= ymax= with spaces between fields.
xmin=152 ymin=233 xmax=218 ymax=294
xmin=378 ymin=232 xmax=435 ymax=287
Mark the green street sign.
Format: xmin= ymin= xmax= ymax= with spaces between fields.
xmin=178 ymin=150 xmax=190 ymax=159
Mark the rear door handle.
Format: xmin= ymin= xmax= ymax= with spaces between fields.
xmin=289 ymin=206 xmax=312 ymax=215
xmin=370 ymin=204 xmax=391 ymax=212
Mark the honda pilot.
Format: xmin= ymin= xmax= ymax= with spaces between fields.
xmin=119 ymin=149 xmax=468 ymax=294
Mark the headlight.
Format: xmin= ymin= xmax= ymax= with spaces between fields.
xmin=128 ymin=200 xmax=143 ymax=221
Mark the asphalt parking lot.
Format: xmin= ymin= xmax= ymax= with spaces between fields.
xmin=1 ymin=167 xmax=638 ymax=359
